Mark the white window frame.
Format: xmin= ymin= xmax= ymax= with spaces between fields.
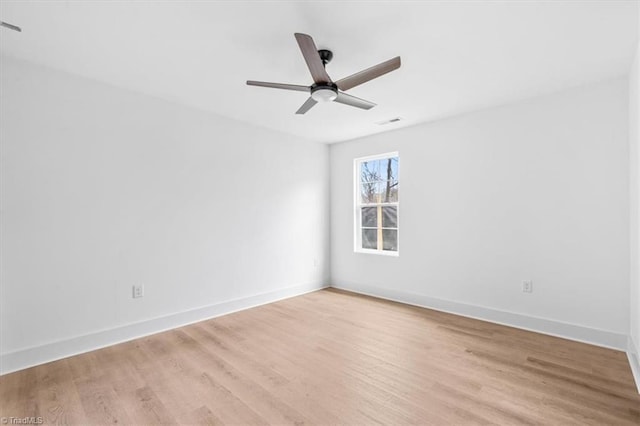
xmin=354 ymin=152 xmax=399 ymax=256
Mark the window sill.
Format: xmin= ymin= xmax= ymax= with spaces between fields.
xmin=354 ymin=249 xmax=399 ymax=257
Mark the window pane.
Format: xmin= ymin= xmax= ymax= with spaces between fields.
xmin=361 ymin=160 xmax=382 ymax=183
xmin=361 ymin=181 xmax=398 ymax=204
xmin=382 ymin=206 xmax=397 ymax=228
xmin=381 ymin=157 xmax=398 ymax=181
xmin=362 ymin=229 xmax=377 ymax=249
xmin=360 ymin=157 xmax=398 ymax=184
xmin=382 ymin=229 xmax=398 ymax=251
xmin=381 ymin=180 xmax=398 ymax=203
xmin=361 ymin=207 xmax=377 ymax=227
xmin=360 ymin=182 xmax=379 ymax=204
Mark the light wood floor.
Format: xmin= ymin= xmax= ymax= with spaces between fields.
xmin=1 ymin=288 xmax=639 ymax=425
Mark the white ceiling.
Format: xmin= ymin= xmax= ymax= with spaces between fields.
xmin=1 ymin=1 xmax=638 ymax=143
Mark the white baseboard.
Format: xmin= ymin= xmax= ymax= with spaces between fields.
xmin=628 ymin=336 xmax=640 ymax=394
xmin=331 ymin=282 xmax=628 ymax=351
xmin=0 ymin=282 xmax=328 ymax=375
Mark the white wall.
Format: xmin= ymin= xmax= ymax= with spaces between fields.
xmin=630 ymin=38 xmax=640 ymax=368
xmin=331 ymin=79 xmax=630 ymax=345
xmin=0 ymin=56 xmax=330 ymax=372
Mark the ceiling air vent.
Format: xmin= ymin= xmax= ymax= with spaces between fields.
xmin=377 ymin=117 xmax=402 ymax=125
xmin=0 ymin=21 xmax=22 ymax=32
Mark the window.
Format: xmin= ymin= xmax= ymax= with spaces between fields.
xmin=354 ymin=152 xmax=399 ymax=255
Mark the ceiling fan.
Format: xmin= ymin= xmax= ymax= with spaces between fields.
xmin=247 ymin=33 xmax=401 ymax=115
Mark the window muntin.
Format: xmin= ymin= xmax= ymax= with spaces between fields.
xmin=355 ymin=153 xmax=399 ymax=255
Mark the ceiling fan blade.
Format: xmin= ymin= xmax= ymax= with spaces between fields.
xmin=295 ymin=97 xmax=318 ymax=115
xmin=334 ymin=92 xmax=376 ymax=110
xmin=246 ymin=81 xmax=309 ymax=92
xmin=335 ymin=56 xmax=401 ymax=91
xmin=294 ymin=33 xmax=332 ymax=84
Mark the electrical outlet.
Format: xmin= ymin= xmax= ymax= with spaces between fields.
xmin=522 ymin=280 xmax=533 ymax=293
xmin=132 ymin=284 xmax=144 ymax=298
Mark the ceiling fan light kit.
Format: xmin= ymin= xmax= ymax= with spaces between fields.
xmin=247 ymin=33 xmax=401 ymax=115
xmin=311 ymin=84 xmax=338 ymax=102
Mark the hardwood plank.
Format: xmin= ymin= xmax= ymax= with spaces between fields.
xmin=34 ymin=360 xmax=87 ymax=425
